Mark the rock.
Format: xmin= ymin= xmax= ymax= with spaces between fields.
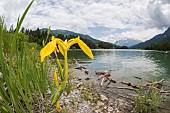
xmin=47 ymin=88 xmax=51 ymax=95
xmin=73 ymin=90 xmax=80 ymax=94
xmin=76 ymin=82 xmax=83 ymax=88
xmin=100 ymin=94 xmax=108 ymax=101
xmin=104 ymin=106 xmax=107 ymax=109
xmin=85 ymin=77 xmax=90 ymax=80
xmin=116 ymin=99 xmax=126 ymax=111
xmin=109 ymin=102 xmax=114 ymax=106
xmin=108 ymin=106 xmax=113 ymax=112
xmin=97 ymin=101 xmax=104 ymax=107
xmin=94 ymin=110 xmax=99 ymax=113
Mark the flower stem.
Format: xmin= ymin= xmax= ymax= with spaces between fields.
xmin=63 ymin=51 xmax=68 ymax=81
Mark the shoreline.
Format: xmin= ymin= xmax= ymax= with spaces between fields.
xmin=58 ymin=70 xmax=134 ymax=113
xmin=56 ymin=69 xmax=170 ymax=113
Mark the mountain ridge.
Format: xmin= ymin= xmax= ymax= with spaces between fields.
xmin=114 ymin=39 xmax=142 ymax=47
xmin=41 ymin=28 xmax=101 ymax=44
xmin=131 ymin=27 xmax=170 ymax=49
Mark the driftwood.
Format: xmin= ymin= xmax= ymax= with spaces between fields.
xmin=104 ymin=90 xmax=170 ymax=110
xmin=133 ymin=76 xmax=170 ymax=88
xmin=112 ymin=86 xmax=137 ymax=91
xmin=96 ymin=70 xmax=111 ymax=76
xmin=98 ymin=75 xmax=170 ymax=95
xmin=98 ymin=74 xmax=116 ymax=86
xmin=120 ymin=82 xmax=139 ymax=89
xmin=96 ymin=74 xmax=170 ymax=111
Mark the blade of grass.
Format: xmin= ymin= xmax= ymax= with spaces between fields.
xmin=15 ymin=0 xmax=34 ymax=34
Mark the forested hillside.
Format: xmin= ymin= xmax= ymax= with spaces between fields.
xmin=144 ymin=35 xmax=170 ymax=51
xmin=19 ymin=27 xmax=127 ymax=49
xmin=131 ymin=27 xmax=170 ymax=51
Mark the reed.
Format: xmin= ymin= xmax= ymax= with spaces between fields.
xmin=0 ymin=0 xmax=52 ymax=112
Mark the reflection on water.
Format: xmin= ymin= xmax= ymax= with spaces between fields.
xmin=68 ymin=49 xmax=170 ymax=83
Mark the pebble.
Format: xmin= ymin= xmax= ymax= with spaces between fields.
xmin=100 ymin=94 xmax=108 ymax=101
xmin=108 ymin=106 xmax=114 ymax=112
xmin=56 ymin=76 xmax=132 ymax=113
xmin=97 ymin=101 xmax=105 ymax=106
xmin=116 ymin=99 xmax=126 ymax=110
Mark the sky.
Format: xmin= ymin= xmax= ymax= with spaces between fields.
xmin=0 ymin=0 xmax=170 ymax=43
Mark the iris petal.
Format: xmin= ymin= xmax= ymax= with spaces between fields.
xmin=78 ymin=39 xmax=94 ymax=59
xmin=40 ymin=40 xmax=56 ymax=62
xmin=58 ymin=45 xmax=64 ymax=56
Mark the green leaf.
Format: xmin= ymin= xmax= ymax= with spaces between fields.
xmin=15 ymin=0 xmax=34 ymax=34
xmin=56 ymin=59 xmax=64 ymax=80
xmin=47 ymin=26 xmax=50 ymax=36
xmin=51 ymin=89 xmax=59 ymax=107
xmin=60 ymin=80 xmax=66 ymax=91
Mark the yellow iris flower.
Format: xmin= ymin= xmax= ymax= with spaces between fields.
xmin=40 ymin=36 xmax=93 ymax=110
xmin=40 ymin=36 xmax=94 ymax=62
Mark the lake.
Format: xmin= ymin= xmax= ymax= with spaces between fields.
xmin=68 ymin=49 xmax=170 ymax=84
xmin=68 ymin=49 xmax=170 ymax=109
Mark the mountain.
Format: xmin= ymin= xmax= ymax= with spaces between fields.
xmin=143 ymin=35 xmax=170 ymax=51
xmin=41 ymin=28 xmax=101 ymax=44
xmin=114 ymin=39 xmax=142 ymax=47
xmin=39 ymin=28 xmax=126 ymax=49
xmin=131 ymin=27 xmax=170 ymax=49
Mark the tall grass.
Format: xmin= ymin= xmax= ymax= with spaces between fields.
xmin=0 ymin=0 xmax=53 ymax=112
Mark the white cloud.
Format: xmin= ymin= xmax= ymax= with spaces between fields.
xmin=0 ymin=0 xmax=170 ymax=43
xmin=100 ymin=28 xmax=165 ymax=43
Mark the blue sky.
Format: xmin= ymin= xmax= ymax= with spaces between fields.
xmin=0 ymin=0 xmax=170 ymax=43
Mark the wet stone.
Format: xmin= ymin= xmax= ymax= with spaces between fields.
xmin=100 ymin=94 xmax=108 ymax=101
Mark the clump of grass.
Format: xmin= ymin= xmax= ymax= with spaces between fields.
xmin=0 ymin=0 xmax=53 ymax=112
xmin=134 ymin=82 xmax=164 ymax=113
xmin=81 ymin=81 xmax=99 ymax=101
xmin=0 ymin=0 xmax=94 ymax=112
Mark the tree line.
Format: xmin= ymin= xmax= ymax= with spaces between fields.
xmin=17 ymin=27 xmax=128 ymax=49
xmin=144 ymin=36 xmax=170 ymax=51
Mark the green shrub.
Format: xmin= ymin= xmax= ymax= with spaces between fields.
xmin=134 ymin=82 xmax=164 ymax=113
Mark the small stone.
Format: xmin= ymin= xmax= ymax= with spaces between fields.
xmin=116 ymin=99 xmax=126 ymax=110
xmin=100 ymin=94 xmax=108 ymax=101
xmin=47 ymin=89 xmax=51 ymax=95
xmin=109 ymin=102 xmax=114 ymax=106
xmin=94 ymin=106 xmax=99 ymax=110
xmin=76 ymin=82 xmax=83 ymax=88
xmin=85 ymin=77 xmax=90 ymax=80
xmin=94 ymin=110 xmax=99 ymax=113
xmin=91 ymin=103 xmax=95 ymax=106
xmin=79 ymin=86 xmax=84 ymax=90
xmin=104 ymin=106 xmax=107 ymax=109
xmin=97 ymin=101 xmax=104 ymax=106
xmin=108 ymin=106 xmax=113 ymax=112
xmin=74 ymin=90 xmax=79 ymax=94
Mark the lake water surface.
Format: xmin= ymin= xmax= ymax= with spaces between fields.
xmin=68 ymin=49 xmax=170 ymax=84
xmin=68 ymin=49 xmax=170 ymax=109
